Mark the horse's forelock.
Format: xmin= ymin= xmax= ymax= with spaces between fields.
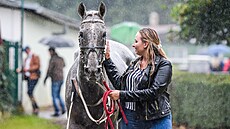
xmin=84 ymin=11 xmax=102 ymax=20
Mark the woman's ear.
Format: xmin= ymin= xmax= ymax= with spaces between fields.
xmin=144 ymin=42 xmax=149 ymax=48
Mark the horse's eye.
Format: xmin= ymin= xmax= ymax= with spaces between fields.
xmin=102 ymin=32 xmax=106 ymax=38
xmin=79 ymin=32 xmax=83 ymax=37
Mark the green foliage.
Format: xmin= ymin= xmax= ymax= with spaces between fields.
xmin=0 ymin=115 xmax=62 ymax=129
xmin=169 ymin=70 xmax=230 ymax=128
xmin=0 ymin=46 xmax=14 ymax=116
xmin=171 ymin=0 xmax=230 ymax=45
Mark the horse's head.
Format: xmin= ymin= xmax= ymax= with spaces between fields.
xmin=77 ymin=2 xmax=106 ymax=82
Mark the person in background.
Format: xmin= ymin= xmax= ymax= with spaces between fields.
xmin=223 ymin=57 xmax=230 ymax=73
xmin=16 ymin=46 xmax=40 ymax=115
xmin=210 ymin=53 xmax=224 ymax=72
xmin=44 ymin=47 xmax=66 ymax=117
xmin=103 ymin=28 xmax=172 ymax=129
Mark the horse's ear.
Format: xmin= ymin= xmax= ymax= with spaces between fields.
xmin=98 ymin=1 xmax=106 ymax=19
xmin=78 ymin=2 xmax=86 ymax=18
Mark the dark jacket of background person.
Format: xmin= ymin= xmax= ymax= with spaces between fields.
xmin=45 ymin=52 xmax=65 ymax=81
xmin=103 ymin=55 xmax=172 ymax=120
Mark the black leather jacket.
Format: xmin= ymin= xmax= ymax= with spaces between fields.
xmin=103 ymin=55 xmax=172 ymax=121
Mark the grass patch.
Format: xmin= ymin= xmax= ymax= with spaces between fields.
xmin=0 ymin=115 xmax=62 ymax=129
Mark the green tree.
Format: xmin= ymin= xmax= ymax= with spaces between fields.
xmin=171 ymin=0 xmax=230 ymax=45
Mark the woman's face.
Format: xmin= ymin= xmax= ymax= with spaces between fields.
xmin=132 ymin=32 xmax=147 ymax=56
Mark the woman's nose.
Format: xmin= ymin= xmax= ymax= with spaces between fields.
xmin=132 ymin=43 xmax=135 ymax=48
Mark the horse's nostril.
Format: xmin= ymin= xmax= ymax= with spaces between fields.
xmin=97 ymin=68 xmax=101 ymax=73
xmin=96 ymin=65 xmax=102 ymax=74
xmin=84 ymin=67 xmax=89 ymax=73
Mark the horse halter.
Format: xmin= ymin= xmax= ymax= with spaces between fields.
xmin=78 ymin=17 xmax=106 ymax=68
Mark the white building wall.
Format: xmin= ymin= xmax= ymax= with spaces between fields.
xmin=0 ymin=7 xmax=21 ymax=41
xmin=1 ymin=7 xmax=79 ymax=113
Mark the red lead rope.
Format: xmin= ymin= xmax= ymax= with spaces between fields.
xmin=102 ymin=81 xmax=128 ymax=129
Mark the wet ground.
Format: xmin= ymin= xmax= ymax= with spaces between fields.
xmin=38 ymin=106 xmax=181 ymax=129
xmin=38 ymin=106 xmax=67 ymax=129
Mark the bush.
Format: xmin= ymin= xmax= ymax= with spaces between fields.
xmin=170 ymin=70 xmax=230 ymax=129
xmin=0 ymin=46 xmax=14 ymax=119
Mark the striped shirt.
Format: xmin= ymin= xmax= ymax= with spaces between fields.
xmin=125 ymin=65 xmax=146 ymax=111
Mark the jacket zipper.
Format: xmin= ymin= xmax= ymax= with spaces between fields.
xmin=155 ymin=100 xmax=159 ymax=110
xmin=145 ymin=65 xmax=152 ymax=120
xmin=145 ymin=102 xmax=148 ymax=120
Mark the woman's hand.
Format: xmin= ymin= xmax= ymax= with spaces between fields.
xmin=109 ymin=90 xmax=120 ymax=100
xmin=105 ymin=40 xmax=110 ymax=59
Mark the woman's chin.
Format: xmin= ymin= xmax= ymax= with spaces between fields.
xmin=135 ymin=51 xmax=140 ymax=56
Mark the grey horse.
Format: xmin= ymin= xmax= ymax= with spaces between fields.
xmin=65 ymin=2 xmax=135 ymax=129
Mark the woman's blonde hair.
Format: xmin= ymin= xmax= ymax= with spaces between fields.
xmin=139 ymin=28 xmax=168 ymax=74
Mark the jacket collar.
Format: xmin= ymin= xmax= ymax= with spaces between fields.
xmin=132 ymin=55 xmax=161 ymax=66
xmin=137 ymin=55 xmax=161 ymax=76
xmin=126 ymin=55 xmax=161 ymax=75
xmin=154 ymin=55 xmax=161 ymax=65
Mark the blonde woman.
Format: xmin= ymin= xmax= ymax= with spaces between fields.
xmin=103 ymin=28 xmax=172 ymax=129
